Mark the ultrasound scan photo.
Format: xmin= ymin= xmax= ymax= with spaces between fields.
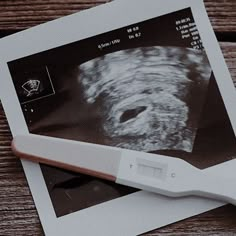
xmin=8 ymin=8 xmax=236 ymax=217
xmin=78 ymin=46 xmax=211 ymax=152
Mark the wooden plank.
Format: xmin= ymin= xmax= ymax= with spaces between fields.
xmin=0 ymin=210 xmax=43 ymax=236
xmin=0 ymin=42 xmax=236 ymax=235
xmin=204 ymin=0 xmax=236 ymax=33
xmin=0 ymin=0 xmax=235 ymax=32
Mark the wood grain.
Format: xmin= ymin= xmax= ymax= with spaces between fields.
xmin=0 ymin=0 xmax=235 ymax=32
xmin=0 ymin=0 xmax=236 ymax=234
xmin=0 ymin=42 xmax=236 ymax=235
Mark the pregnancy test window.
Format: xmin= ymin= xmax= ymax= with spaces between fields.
xmin=8 ymin=8 xmax=236 ymax=217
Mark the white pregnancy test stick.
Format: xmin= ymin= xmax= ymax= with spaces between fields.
xmin=12 ymin=134 xmax=236 ymax=205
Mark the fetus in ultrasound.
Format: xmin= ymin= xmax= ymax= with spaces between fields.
xmin=30 ymin=46 xmax=211 ymax=153
xmin=78 ymin=46 xmax=211 ymax=152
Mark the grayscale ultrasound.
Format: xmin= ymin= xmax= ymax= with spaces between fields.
xmin=78 ymin=46 xmax=211 ymax=152
xmin=8 ymin=7 xmax=236 ymax=217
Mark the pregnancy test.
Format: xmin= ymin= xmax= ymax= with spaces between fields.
xmin=12 ymin=134 xmax=236 ymax=205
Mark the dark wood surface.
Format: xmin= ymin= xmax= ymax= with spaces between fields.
xmin=0 ymin=0 xmax=235 ymax=32
xmin=1 ymin=1 xmax=236 ymax=235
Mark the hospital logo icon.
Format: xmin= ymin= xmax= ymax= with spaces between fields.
xmin=22 ymin=79 xmax=41 ymax=97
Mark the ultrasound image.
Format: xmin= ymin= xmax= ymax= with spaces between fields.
xmin=24 ymin=46 xmax=211 ymax=154
xmin=79 ymin=46 xmax=211 ymax=152
xmin=8 ymin=8 xmax=236 ymax=218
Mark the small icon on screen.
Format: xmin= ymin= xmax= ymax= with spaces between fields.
xmin=22 ymin=79 xmax=41 ymax=97
xmin=13 ymin=66 xmax=55 ymax=104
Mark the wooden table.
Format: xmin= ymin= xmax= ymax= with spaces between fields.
xmin=0 ymin=1 xmax=236 ymax=235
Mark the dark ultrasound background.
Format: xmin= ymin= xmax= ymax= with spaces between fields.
xmin=8 ymin=8 xmax=236 ymax=217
